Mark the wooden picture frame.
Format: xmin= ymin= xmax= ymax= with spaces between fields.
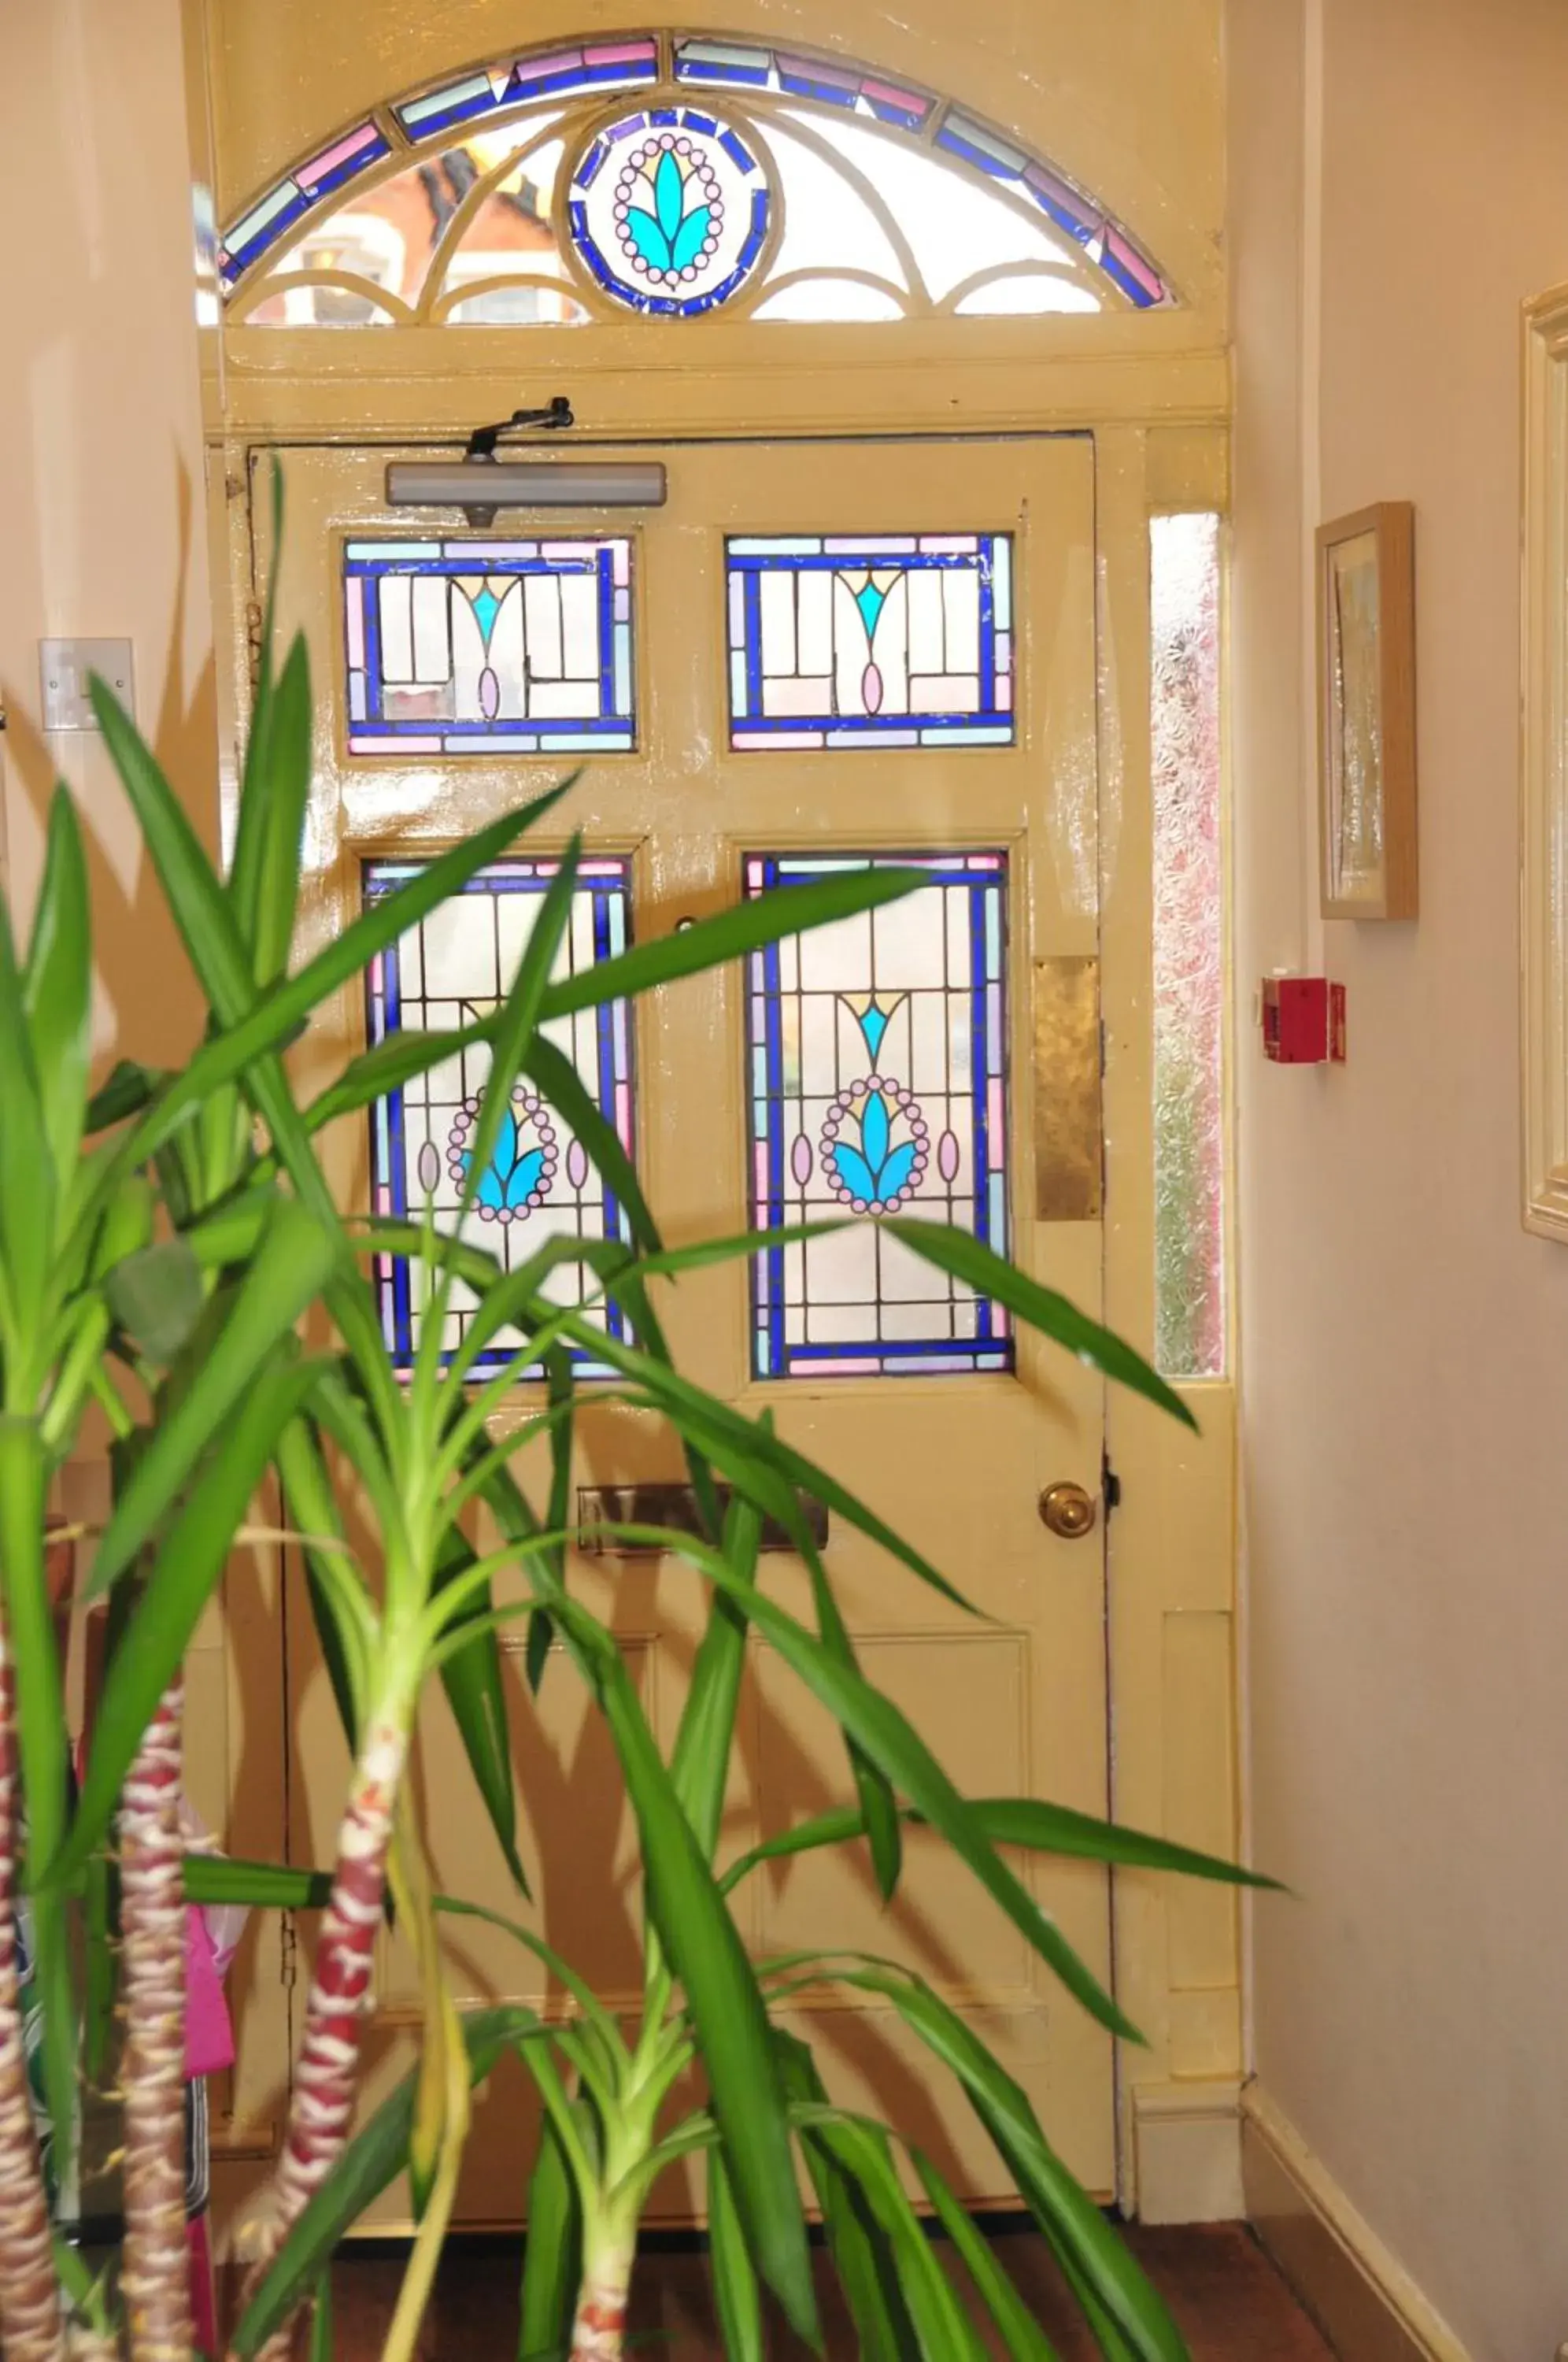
xmin=1316 ymin=501 xmax=1418 ymax=919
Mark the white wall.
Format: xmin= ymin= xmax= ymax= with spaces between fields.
xmin=1232 ymin=2 xmax=1568 ymax=2352
xmin=0 ymin=0 xmax=215 ymax=1063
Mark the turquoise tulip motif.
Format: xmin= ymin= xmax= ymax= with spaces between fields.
xmin=447 ymin=1088 xmax=558 ymax=1226
xmin=822 ymin=1076 xmax=930 ymax=1212
xmin=615 ymin=133 xmax=725 ymax=288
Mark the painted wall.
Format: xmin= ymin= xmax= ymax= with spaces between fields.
xmin=1231 ymin=0 xmax=1568 ymax=2350
xmin=0 ymin=0 xmax=216 ymax=1064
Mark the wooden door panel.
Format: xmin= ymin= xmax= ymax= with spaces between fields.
xmin=257 ymin=431 xmax=1115 ymax=2223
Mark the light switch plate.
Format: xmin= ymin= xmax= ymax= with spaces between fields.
xmin=39 ymin=638 xmax=134 ymax=731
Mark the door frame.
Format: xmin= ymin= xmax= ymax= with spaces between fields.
xmin=201 ymin=350 xmax=1238 ymax=2222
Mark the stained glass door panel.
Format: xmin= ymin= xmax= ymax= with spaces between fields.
xmin=363 ymin=857 xmax=635 ymax=1375
xmin=747 ymin=850 xmax=1011 ymax=1375
xmin=254 ymin=434 xmax=1112 ymax=2228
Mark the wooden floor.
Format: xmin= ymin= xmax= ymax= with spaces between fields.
xmin=331 ymin=2222 xmax=1335 ymax=2358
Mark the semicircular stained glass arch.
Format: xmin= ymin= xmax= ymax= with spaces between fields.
xmin=220 ymin=29 xmax=1171 ymax=327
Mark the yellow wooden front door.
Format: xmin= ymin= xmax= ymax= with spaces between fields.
xmin=253 ymin=429 xmax=1115 ymax=2227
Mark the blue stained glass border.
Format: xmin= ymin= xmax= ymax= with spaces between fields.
xmin=363 ymin=857 xmax=637 ymax=1380
xmin=745 ymin=850 xmax=1013 ymax=1381
xmin=727 ymin=535 xmax=1015 ymax=749
xmin=220 ymin=37 xmax=1170 ymax=312
xmin=342 ymin=539 xmax=636 ymax=755
xmin=566 ymin=106 xmax=773 ymax=318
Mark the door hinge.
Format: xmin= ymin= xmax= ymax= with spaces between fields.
xmin=1102 ymin=1453 xmax=1122 ymax=1523
xmin=245 ymin=598 xmax=264 ymax=698
xmin=279 ymin=1908 xmax=298 ymax=1991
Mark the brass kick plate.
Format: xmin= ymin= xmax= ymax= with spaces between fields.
xmin=1034 ymin=955 xmax=1104 ymax=1220
xmin=576 ymin=1483 xmax=828 ymax=1557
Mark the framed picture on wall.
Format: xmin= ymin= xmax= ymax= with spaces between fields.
xmin=1316 ymin=501 xmax=1418 ymax=919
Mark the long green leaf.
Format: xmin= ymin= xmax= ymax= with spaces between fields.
xmin=85 ymin=1196 xmax=335 ymax=1602
xmin=775 ymin=2031 xmax=919 ymax=2362
xmin=524 ymin=1033 xmax=662 ymax=1254
xmin=227 ymin=455 xmax=287 ymax=962
xmin=707 ymin=2149 xmax=764 ymax=2362
xmin=537 ymin=868 xmax=925 ymax=1019
xmin=0 ymin=1420 xmax=76 ymax=2171
xmin=654 ymin=1535 xmax=1137 ymax=2041
xmin=231 ymin=2005 xmax=548 ymax=2358
xmin=431 ymin=1526 xmax=530 ymax=1897
xmin=247 ymin=635 xmax=315 ymax=986
xmin=90 ymin=677 xmax=573 ymax=1224
xmin=458 ymin=840 xmax=580 ymax=1226
xmin=913 ymin=2150 xmax=1063 ymax=2361
xmin=23 ymin=786 xmax=93 ymax=1198
xmin=670 ymin=1483 xmax=764 ymax=1861
xmin=801 ymin=1531 xmax=901 ymax=1904
xmin=812 ymin=1961 xmax=1184 ymax=2362
xmin=801 ymin=2110 xmax=987 ymax=2362
xmin=275 ymin=1411 xmax=372 ymax=1746
xmin=303 ymin=1021 xmax=490 ymax=1142
xmin=52 ymin=1349 xmax=326 ymax=1886
xmin=552 ymin=1597 xmax=816 ymax=2345
xmin=724 ymin=1797 xmax=1282 ymax=1895
xmin=83 ymin=1057 xmax=164 ymax=1135
xmin=569 ymin=1326 xmax=971 ymax=1614
xmin=517 ymin=2101 xmax=584 ymax=2362
xmin=183 ymin=1855 xmax=335 ymax=1911
xmin=0 ymin=898 xmax=52 ymax=1339
xmin=885 ymin=1220 xmax=1196 ymax=1431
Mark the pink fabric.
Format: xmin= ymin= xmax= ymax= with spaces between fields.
xmin=184 ymin=1908 xmax=235 ymax=2079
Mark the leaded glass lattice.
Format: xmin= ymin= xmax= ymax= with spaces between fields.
xmin=343 ymin=539 xmax=634 ymax=755
xmin=1150 ymin=514 xmax=1225 ymax=1379
xmin=220 ymin=34 xmax=1170 ymax=319
xmin=727 ymin=535 xmax=1014 ymax=749
xmin=364 ymin=857 xmax=636 ymax=1376
xmin=746 ymin=851 xmax=1011 ymax=1378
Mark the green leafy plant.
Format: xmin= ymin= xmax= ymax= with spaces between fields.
xmin=0 ymin=534 xmax=1271 ymax=2362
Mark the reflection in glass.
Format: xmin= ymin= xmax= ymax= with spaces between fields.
xmin=363 ymin=857 xmax=637 ymax=1377
xmin=745 ymin=851 xmax=1012 ymax=1379
xmin=342 ymin=538 xmax=634 ymax=755
xmin=1150 ymin=514 xmax=1225 ymax=1380
xmin=1326 ymin=531 xmax=1384 ymax=902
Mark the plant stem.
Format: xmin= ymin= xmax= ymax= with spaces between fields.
xmin=118 ymin=1676 xmax=192 ymax=2362
xmin=568 ymin=2239 xmax=634 ymax=2362
xmin=0 ymin=1625 xmax=67 ymax=2362
xmin=242 ymin=1712 xmax=409 ymax=2359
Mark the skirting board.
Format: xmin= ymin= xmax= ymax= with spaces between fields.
xmin=1130 ymin=2079 xmax=1244 ymax=2224
xmin=1241 ymin=2085 xmax=1473 ymax=2362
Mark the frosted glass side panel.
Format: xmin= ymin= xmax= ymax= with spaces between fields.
xmin=1150 ymin=514 xmax=1226 ymax=1379
xmin=363 ymin=857 xmax=635 ymax=1377
xmin=745 ymin=850 xmax=1012 ymax=1378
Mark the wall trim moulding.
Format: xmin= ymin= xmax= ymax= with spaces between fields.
xmin=1241 ymin=2085 xmax=1474 ymax=2362
xmin=1520 ymin=281 xmax=1568 ymax=1241
xmin=1130 ymin=2078 xmax=1243 ymax=2224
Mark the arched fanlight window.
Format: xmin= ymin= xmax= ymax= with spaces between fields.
xmin=220 ymin=31 xmax=1170 ymax=327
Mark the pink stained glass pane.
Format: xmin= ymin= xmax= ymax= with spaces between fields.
xmin=1150 ymin=514 xmax=1226 ymax=1379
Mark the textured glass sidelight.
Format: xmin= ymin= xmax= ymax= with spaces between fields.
xmin=745 ymin=851 xmax=1012 ymax=1379
xmin=363 ymin=858 xmax=636 ymax=1376
xmin=1150 ymin=514 xmax=1226 ymax=1379
xmin=343 ymin=539 xmax=634 ymax=755
xmin=727 ymin=534 xmax=1015 ymax=748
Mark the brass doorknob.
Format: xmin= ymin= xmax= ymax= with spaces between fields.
xmin=1038 ymin=1482 xmax=1098 ymax=1540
